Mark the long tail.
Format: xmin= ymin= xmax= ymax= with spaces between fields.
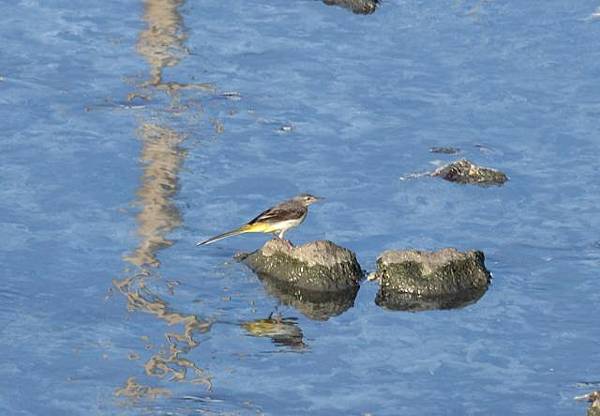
xmin=196 ymin=224 xmax=265 ymax=246
xmin=196 ymin=227 xmax=247 ymax=246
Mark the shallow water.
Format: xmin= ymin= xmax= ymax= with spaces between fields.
xmin=1 ymin=0 xmax=600 ymax=415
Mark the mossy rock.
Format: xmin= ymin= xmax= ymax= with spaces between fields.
xmin=237 ymin=239 xmax=363 ymax=292
xmin=322 ymin=0 xmax=379 ymax=14
xmin=432 ymin=159 xmax=508 ymax=186
xmin=372 ymin=248 xmax=491 ymax=311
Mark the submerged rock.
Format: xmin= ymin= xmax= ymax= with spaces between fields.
xmin=432 ymin=159 xmax=508 ymax=186
xmin=237 ymin=239 xmax=363 ymax=292
xmin=430 ymin=146 xmax=461 ymax=155
xmin=323 ymin=0 xmax=379 ymax=14
xmin=371 ymin=248 xmax=491 ymax=311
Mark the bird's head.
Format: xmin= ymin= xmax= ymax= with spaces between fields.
xmin=294 ymin=193 xmax=322 ymax=206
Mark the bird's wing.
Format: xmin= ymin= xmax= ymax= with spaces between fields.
xmin=248 ymin=202 xmax=305 ymax=225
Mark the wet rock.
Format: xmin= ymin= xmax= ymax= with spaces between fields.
xmin=576 ymin=391 xmax=600 ymax=416
xmin=242 ymin=315 xmax=305 ymax=349
xmin=237 ymin=239 xmax=362 ymax=320
xmin=371 ymin=248 xmax=491 ymax=312
xmin=591 ymin=398 xmax=600 ymax=416
xmin=432 ymin=159 xmax=508 ymax=186
xmin=257 ymin=273 xmax=359 ymax=320
xmin=430 ymin=146 xmax=461 ymax=155
xmin=323 ymin=0 xmax=379 ymax=14
xmin=237 ymin=239 xmax=363 ymax=292
xmin=581 ymin=391 xmax=600 ymax=416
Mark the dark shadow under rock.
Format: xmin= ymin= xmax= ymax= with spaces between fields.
xmin=323 ymin=0 xmax=379 ymax=14
xmin=371 ymin=248 xmax=491 ymax=312
xmin=237 ymin=239 xmax=363 ymax=292
xmin=432 ymin=159 xmax=508 ymax=186
xmin=257 ymin=272 xmax=359 ymax=320
xmin=375 ymin=285 xmax=488 ymax=312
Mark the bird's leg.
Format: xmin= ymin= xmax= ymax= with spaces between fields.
xmin=268 ymin=304 xmax=282 ymax=321
xmin=278 ymin=230 xmax=294 ymax=248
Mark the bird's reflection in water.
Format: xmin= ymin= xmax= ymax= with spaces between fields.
xmin=322 ymin=0 xmax=379 ymax=14
xmin=242 ymin=314 xmax=306 ymax=350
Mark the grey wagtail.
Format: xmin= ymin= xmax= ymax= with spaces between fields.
xmin=196 ymin=193 xmax=322 ymax=246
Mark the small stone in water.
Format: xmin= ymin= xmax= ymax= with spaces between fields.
xmin=430 ymin=146 xmax=460 ymax=154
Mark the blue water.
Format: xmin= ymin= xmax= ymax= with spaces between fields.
xmin=1 ymin=1 xmax=599 ymax=415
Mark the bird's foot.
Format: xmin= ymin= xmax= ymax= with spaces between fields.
xmin=272 ymin=235 xmax=294 ymax=248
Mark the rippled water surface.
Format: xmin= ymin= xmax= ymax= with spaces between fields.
xmin=1 ymin=1 xmax=600 ymax=415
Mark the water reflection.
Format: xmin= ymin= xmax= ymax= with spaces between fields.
xmin=322 ymin=0 xmax=379 ymax=14
xmin=242 ymin=315 xmax=306 ymax=349
xmin=137 ymin=0 xmax=188 ymax=86
xmin=115 ymin=0 xmax=212 ymax=402
xmin=115 ymin=377 xmax=171 ymax=401
xmin=375 ymin=287 xmax=488 ymax=312
xmin=137 ymin=0 xmax=214 ymax=93
xmin=257 ymin=272 xmax=359 ymax=321
xmin=124 ymin=124 xmax=184 ymax=267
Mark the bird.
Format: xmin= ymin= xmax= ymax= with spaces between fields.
xmin=196 ymin=193 xmax=322 ymax=246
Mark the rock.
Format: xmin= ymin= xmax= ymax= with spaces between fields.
xmin=576 ymin=391 xmax=600 ymax=416
xmin=585 ymin=392 xmax=600 ymax=416
xmin=237 ymin=239 xmax=363 ymax=292
xmin=237 ymin=239 xmax=362 ymax=320
xmin=371 ymin=248 xmax=491 ymax=311
xmin=432 ymin=159 xmax=508 ymax=186
xmin=322 ymin=0 xmax=379 ymax=14
xmin=591 ymin=400 xmax=600 ymax=416
xmin=430 ymin=146 xmax=461 ymax=154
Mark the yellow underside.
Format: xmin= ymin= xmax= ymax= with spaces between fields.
xmin=241 ymin=222 xmax=280 ymax=233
